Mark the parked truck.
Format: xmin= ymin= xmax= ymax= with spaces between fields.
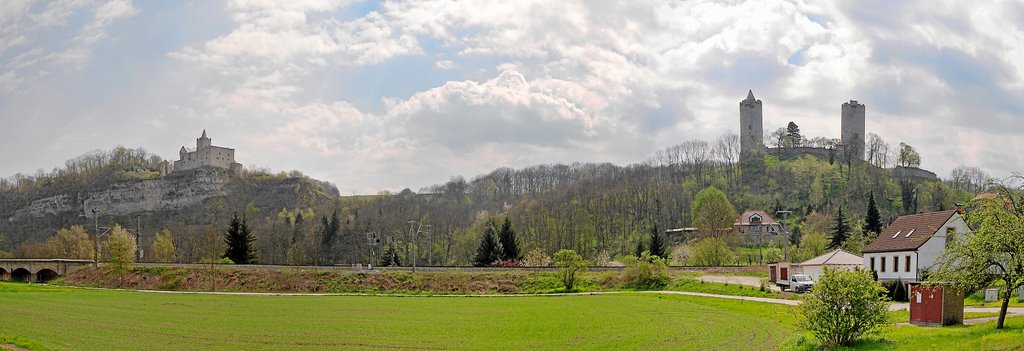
xmin=767 ymin=262 xmax=815 ymax=293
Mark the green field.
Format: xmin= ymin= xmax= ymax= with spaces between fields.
xmin=0 ymin=283 xmax=797 ymax=351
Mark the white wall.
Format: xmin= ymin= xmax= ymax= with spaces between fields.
xmin=864 ymin=250 xmax=918 ymax=281
xmin=802 ymin=264 xmax=861 ymax=282
xmin=863 ymin=214 xmax=969 ymax=282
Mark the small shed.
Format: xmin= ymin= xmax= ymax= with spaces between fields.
xmin=909 ymin=283 xmax=963 ymax=326
xmin=798 ymin=249 xmax=863 ymax=282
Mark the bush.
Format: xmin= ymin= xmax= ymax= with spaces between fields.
xmin=883 ymin=280 xmax=909 ymax=302
xmin=553 ymin=250 xmax=587 ymax=292
xmin=799 ymin=268 xmax=889 ymax=347
xmin=522 ymin=248 xmax=552 ymax=267
xmin=689 ymin=237 xmax=735 ymax=266
xmin=620 ymin=251 xmax=670 ymax=289
xmin=490 ymin=259 xmax=520 ymax=268
xmin=763 ymin=247 xmax=783 ymax=264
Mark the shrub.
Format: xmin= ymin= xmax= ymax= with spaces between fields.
xmin=490 ymin=259 xmax=520 ymax=268
xmin=799 ymin=268 xmax=889 ymax=347
xmin=553 ymin=250 xmax=587 ymax=292
xmin=883 ymin=279 xmax=909 ymax=302
xmin=522 ymin=248 xmax=552 ymax=267
xmin=670 ymin=244 xmax=691 ymax=265
xmin=763 ymin=247 xmax=783 ymax=264
xmin=620 ymin=251 xmax=670 ymax=289
xmin=689 ymin=237 xmax=735 ymax=266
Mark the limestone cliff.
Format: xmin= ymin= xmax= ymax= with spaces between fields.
xmin=1 ymin=167 xmax=339 ymax=249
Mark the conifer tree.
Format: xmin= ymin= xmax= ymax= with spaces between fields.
xmin=864 ymin=192 xmax=883 ymax=237
xmin=223 ymin=212 xmax=257 ymax=264
xmin=379 ymin=242 xmax=401 ymax=267
xmin=497 ymin=217 xmax=521 ymax=261
xmin=473 ymin=224 xmax=500 ymax=267
xmin=648 ymin=223 xmax=667 ymax=259
xmin=830 ymin=207 xmax=850 ymax=250
xmin=319 ymin=211 xmax=340 ymax=263
xmin=291 ymin=212 xmax=304 ymax=245
xmin=635 ymin=239 xmax=645 ymax=258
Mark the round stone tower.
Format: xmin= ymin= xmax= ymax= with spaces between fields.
xmin=841 ymin=100 xmax=865 ymax=160
xmin=739 ymin=90 xmax=764 ymax=157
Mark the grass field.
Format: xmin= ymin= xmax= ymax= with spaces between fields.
xmin=0 ymin=282 xmax=797 ymax=351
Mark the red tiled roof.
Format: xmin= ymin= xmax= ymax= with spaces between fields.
xmin=734 ymin=210 xmax=780 ymax=226
xmin=862 ymin=210 xmax=957 ymax=253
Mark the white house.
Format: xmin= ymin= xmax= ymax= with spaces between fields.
xmin=799 ymin=249 xmax=863 ymax=282
xmin=862 ymin=210 xmax=969 ymax=283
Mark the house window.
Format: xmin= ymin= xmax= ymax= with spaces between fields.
xmin=870 ymin=257 xmax=876 ymax=271
xmin=946 ymin=227 xmax=956 ymax=248
xmin=905 ymin=256 xmax=911 ymax=272
xmin=893 ymin=256 xmax=898 ymax=272
xmin=881 ymin=257 xmax=886 ymax=272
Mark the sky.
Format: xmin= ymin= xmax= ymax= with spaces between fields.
xmin=1 ymin=0 xmax=1023 ymax=194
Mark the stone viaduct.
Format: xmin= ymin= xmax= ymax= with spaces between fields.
xmin=0 ymin=259 xmax=93 ymax=283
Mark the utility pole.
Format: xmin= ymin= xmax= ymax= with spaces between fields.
xmin=90 ymin=208 xmax=111 ymax=268
xmin=406 ymin=220 xmax=416 ymax=266
xmin=776 ymin=210 xmax=792 ymax=262
xmin=135 ymin=216 xmax=142 ymax=262
xmin=365 ymin=232 xmax=378 ymax=268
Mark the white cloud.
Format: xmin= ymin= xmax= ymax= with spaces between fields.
xmin=6 ymin=0 xmax=1024 ymax=193
xmin=433 ymin=59 xmax=456 ymax=70
xmin=0 ymin=0 xmax=139 ymax=92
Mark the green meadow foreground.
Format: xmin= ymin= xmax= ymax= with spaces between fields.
xmin=0 ymin=282 xmax=794 ymax=351
xmin=2 ymin=283 xmax=1023 ymax=350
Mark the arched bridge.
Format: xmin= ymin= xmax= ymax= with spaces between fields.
xmin=0 ymin=259 xmax=94 ymax=283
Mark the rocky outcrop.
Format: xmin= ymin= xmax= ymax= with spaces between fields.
xmin=82 ymin=169 xmax=230 ymax=217
xmin=9 ymin=168 xmax=231 ymax=221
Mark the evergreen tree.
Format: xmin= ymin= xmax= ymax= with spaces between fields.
xmin=473 ymin=224 xmax=500 ymax=267
xmin=497 ymin=217 xmax=521 ymax=261
xmin=829 ymin=207 xmax=850 ymax=250
xmin=291 ymin=212 xmax=304 ymax=245
xmin=864 ymin=192 xmax=883 ymax=237
xmin=319 ymin=211 xmax=340 ymax=263
xmin=634 ymin=239 xmax=645 ymax=258
xmin=379 ymin=242 xmax=401 ymax=267
xmin=648 ymin=223 xmax=667 ymax=259
xmin=223 ymin=212 xmax=257 ymax=264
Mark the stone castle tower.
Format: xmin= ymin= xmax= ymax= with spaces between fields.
xmin=841 ymin=100 xmax=865 ymax=160
xmin=739 ymin=90 xmax=764 ymax=156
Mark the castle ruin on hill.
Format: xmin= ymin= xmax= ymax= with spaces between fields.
xmin=739 ymin=90 xmax=865 ymax=162
xmin=160 ymin=130 xmax=242 ymax=176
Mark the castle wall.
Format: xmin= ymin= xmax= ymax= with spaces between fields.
xmin=841 ymin=100 xmax=866 ymax=160
xmin=767 ymin=146 xmax=834 ymax=160
xmin=894 ymin=166 xmax=938 ymax=180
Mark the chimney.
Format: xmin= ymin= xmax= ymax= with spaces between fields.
xmin=955 ymin=203 xmax=965 ymax=214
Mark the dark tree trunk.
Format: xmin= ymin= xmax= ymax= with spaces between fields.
xmin=997 ymin=294 xmax=1010 ymax=329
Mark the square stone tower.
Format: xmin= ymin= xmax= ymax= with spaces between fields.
xmin=739 ymin=90 xmax=764 ymax=156
xmin=841 ymin=100 xmax=865 ymax=160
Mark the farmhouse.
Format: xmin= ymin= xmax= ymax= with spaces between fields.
xmin=768 ymin=249 xmax=862 ymax=285
xmin=862 ymin=210 xmax=969 ymax=282
xmin=797 ymin=249 xmax=863 ymax=282
xmin=734 ymin=210 xmax=782 ymax=236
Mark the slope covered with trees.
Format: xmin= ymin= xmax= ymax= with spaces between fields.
xmin=1 ymin=133 xmax=987 ymax=267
